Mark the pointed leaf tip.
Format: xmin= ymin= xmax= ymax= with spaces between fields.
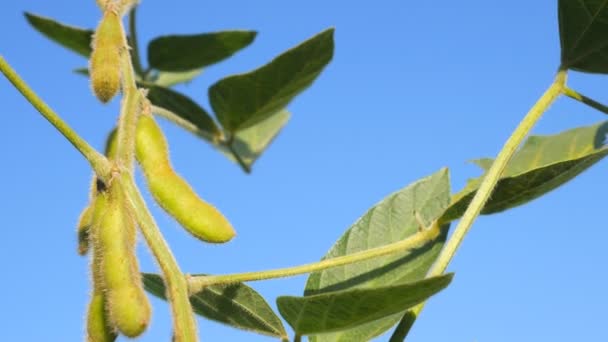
xmin=210 ymin=28 xmax=334 ymax=132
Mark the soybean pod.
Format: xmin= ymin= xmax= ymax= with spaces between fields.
xmin=89 ymin=6 xmax=125 ymax=103
xmin=87 ymin=193 xmax=117 ymax=342
xmin=135 ymin=114 xmax=236 ymax=243
xmin=92 ymin=185 xmax=151 ymax=337
xmin=77 ymin=129 xmax=117 ymax=256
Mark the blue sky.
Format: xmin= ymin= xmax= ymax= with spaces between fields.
xmin=1 ymin=0 xmax=607 ymax=341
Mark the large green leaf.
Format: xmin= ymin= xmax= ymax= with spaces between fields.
xmin=277 ymin=274 xmax=452 ymax=336
xmin=148 ymin=31 xmax=257 ymax=71
xmin=305 ymin=169 xmax=451 ymax=341
xmin=218 ymin=109 xmax=290 ymax=172
xmin=210 ymin=28 xmax=334 ymax=132
xmin=559 ymin=0 xmax=608 ymax=73
xmin=442 ymin=121 xmax=608 ymax=222
xmin=142 ymin=274 xmax=288 ymax=339
xmin=146 ymin=85 xmax=222 ymax=142
xmin=24 ymin=12 xmax=93 ymax=57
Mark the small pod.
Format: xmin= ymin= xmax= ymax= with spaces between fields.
xmin=77 ymin=203 xmax=95 ymax=255
xmin=135 ymin=115 xmax=236 ymax=243
xmin=77 ymin=129 xmax=118 ymax=256
xmin=90 ymin=8 xmax=125 ymax=103
xmin=92 ymin=186 xmax=151 ymax=337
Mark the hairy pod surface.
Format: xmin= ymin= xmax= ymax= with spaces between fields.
xmin=92 ymin=186 xmax=151 ymax=337
xmin=77 ymin=129 xmax=118 ymax=256
xmin=135 ymin=115 xmax=236 ymax=243
xmin=77 ymin=203 xmax=95 ymax=255
xmin=90 ymin=8 xmax=124 ymax=103
xmin=86 ymin=292 xmax=117 ymax=342
xmin=87 ymin=194 xmax=117 ymax=342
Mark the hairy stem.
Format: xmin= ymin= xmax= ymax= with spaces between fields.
xmin=113 ymin=13 xmax=198 ymax=340
xmin=114 ymin=42 xmax=141 ymax=172
xmin=0 ymin=55 xmax=112 ymax=181
xmin=393 ymin=70 xmax=568 ymax=339
xmin=188 ymin=220 xmax=443 ymax=292
xmin=563 ymin=86 xmax=608 ymax=116
xmin=119 ymin=175 xmax=198 ymax=342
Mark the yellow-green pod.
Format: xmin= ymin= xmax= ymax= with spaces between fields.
xmin=135 ymin=115 xmax=236 ymax=243
xmin=87 ymin=193 xmax=117 ymax=342
xmin=86 ymin=291 xmax=117 ymax=342
xmin=93 ymin=186 xmax=151 ymax=337
xmin=77 ymin=129 xmax=118 ymax=256
xmin=90 ymin=8 xmax=124 ymax=103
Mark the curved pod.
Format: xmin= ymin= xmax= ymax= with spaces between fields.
xmin=135 ymin=115 xmax=236 ymax=243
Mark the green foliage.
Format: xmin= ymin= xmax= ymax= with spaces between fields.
xmin=24 ymin=13 xmax=93 ymax=57
xmin=13 ymin=1 xmax=608 ymax=341
xmin=25 ymin=11 xmax=333 ymax=173
xmin=305 ymin=169 xmax=450 ymax=341
xmin=210 ymin=29 xmax=334 ymax=132
xmin=142 ymin=274 xmax=288 ymax=339
xmin=217 ymin=109 xmax=291 ymax=170
xmin=145 ymin=85 xmax=221 ymax=142
xmin=559 ymin=0 xmax=608 ymax=73
xmin=151 ymin=69 xmax=203 ymax=87
xmin=148 ymin=31 xmax=257 ymax=71
xmin=277 ymin=274 xmax=452 ymax=336
xmin=442 ymin=121 xmax=608 ymax=222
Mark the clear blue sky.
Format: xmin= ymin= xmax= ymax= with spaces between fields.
xmin=1 ymin=1 xmax=607 ymax=341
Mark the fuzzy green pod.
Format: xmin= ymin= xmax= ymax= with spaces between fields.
xmin=87 ymin=194 xmax=117 ymax=342
xmin=135 ymin=115 xmax=236 ymax=243
xmin=90 ymin=8 xmax=124 ymax=103
xmin=77 ymin=202 xmax=95 ymax=255
xmin=93 ymin=186 xmax=151 ymax=337
xmin=77 ymin=129 xmax=118 ymax=256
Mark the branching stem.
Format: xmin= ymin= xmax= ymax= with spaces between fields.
xmin=392 ymin=69 xmax=569 ymax=338
xmin=188 ymin=220 xmax=443 ymax=292
xmin=563 ymin=86 xmax=608 ymax=116
xmin=0 ymin=55 xmax=112 ymax=182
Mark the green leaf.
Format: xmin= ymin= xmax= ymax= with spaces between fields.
xmin=442 ymin=121 xmax=608 ymax=222
xmin=305 ymin=168 xmax=451 ymax=341
xmin=73 ymin=67 xmax=89 ymax=76
xmin=559 ymin=0 xmax=608 ymax=73
xmin=277 ymin=274 xmax=453 ymax=336
xmin=151 ymin=69 xmax=204 ymax=87
xmin=146 ymin=85 xmax=222 ymax=141
xmin=142 ymin=274 xmax=288 ymax=339
xmin=218 ymin=109 xmax=290 ymax=172
xmin=210 ymin=28 xmax=334 ymax=132
xmin=24 ymin=12 xmax=93 ymax=58
xmin=148 ymin=31 xmax=257 ymax=71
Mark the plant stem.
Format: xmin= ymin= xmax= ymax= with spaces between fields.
xmin=119 ymin=175 xmax=198 ymax=342
xmin=114 ymin=16 xmax=198 ymax=341
xmin=151 ymin=105 xmax=219 ymax=143
xmin=128 ymin=7 xmax=145 ymax=77
xmin=188 ymin=220 xmax=443 ymax=292
xmin=562 ymin=86 xmax=608 ymax=116
xmin=393 ymin=70 xmax=568 ymax=339
xmin=0 ymin=55 xmax=112 ymax=181
xmin=114 ymin=41 xmax=141 ymax=172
